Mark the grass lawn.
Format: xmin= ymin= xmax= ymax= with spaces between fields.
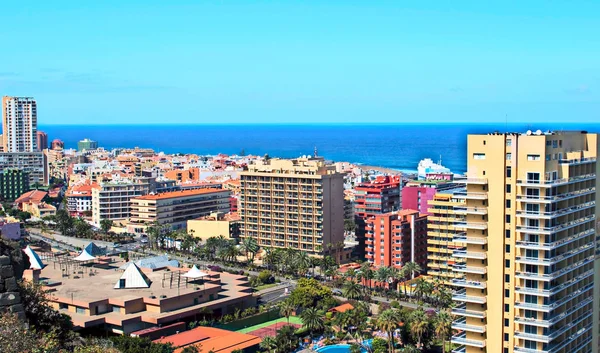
xmin=254 ymin=283 xmax=279 ymax=291
xmin=237 ymin=316 xmax=303 ymax=333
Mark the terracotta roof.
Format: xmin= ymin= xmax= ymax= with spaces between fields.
xmin=328 ymin=303 xmax=354 ymax=313
xmin=15 ymin=190 xmax=48 ymax=205
xmin=155 ymin=326 xmax=261 ymax=353
xmin=134 ymin=188 xmax=228 ymax=201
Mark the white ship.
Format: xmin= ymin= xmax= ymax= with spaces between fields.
xmin=417 ymin=157 xmax=450 ymax=180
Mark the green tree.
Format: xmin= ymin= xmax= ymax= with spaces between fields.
xmin=434 ymin=310 xmax=453 ymax=353
xmin=300 ymin=307 xmax=325 ymax=340
xmin=342 ymin=280 xmax=363 ymax=300
xmin=0 ymin=313 xmax=40 ymax=353
xmin=100 ymin=219 xmax=114 ymax=234
xmin=409 ymin=308 xmax=429 ymax=349
xmin=377 ymin=309 xmax=402 ymax=352
xmin=259 ymin=336 xmax=276 ymax=353
xmin=288 ymin=278 xmax=334 ymax=309
xmin=359 ymin=262 xmax=373 ymax=290
xmin=274 ymin=325 xmax=298 ymax=353
xmin=181 ymin=345 xmax=200 ymax=353
xmin=279 ymin=300 xmax=295 ymax=324
xmin=110 ymin=335 xmax=175 ymax=353
xmin=370 ymin=337 xmax=388 ymax=353
xmin=240 ymin=237 xmax=259 ymax=262
xmin=403 ymin=261 xmax=422 ymax=281
xmin=349 ymin=343 xmax=362 ymax=353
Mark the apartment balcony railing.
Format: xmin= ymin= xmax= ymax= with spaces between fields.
xmin=558 ymin=157 xmax=596 ymax=165
xmin=452 ymin=306 xmax=486 ymax=319
xmin=452 ymin=278 xmax=486 ymax=289
xmin=515 ymin=187 xmax=596 ymax=203
xmin=453 ymin=206 xmax=488 ymax=215
xmin=515 ymin=283 xmax=593 ymax=313
xmin=454 ymin=177 xmax=488 ymax=185
xmin=451 ymin=333 xmax=486 ymax=348
xmin=515 ymin=201 xmax=595 ymax=219
xmin=514 ymin=310 xmax=592 ymax=344
xmin=515 ymin=256 xmax=594 ymax=281
xmin=452 ymin=318 xmax=486 ymax=333
xmin=515 ymin=215 xmax=596 ymax=234
xmin=453 ymin=234 xmax=487 ymax=244
xmin=516 ymin=173 xmax=596 ymax=187
xmin=452 ymin=264 xmax=487 ymax=274
xmin=515 ymin=229 xmax=595 ymax=251
xmin=515 ymin=243 xmax=595 ymax=266
xmin=513 ymin=325 xmax=592 ymax=353
xmin=454 ymin=221 xmax=488 ymax=230
xmin=453 ymin=250 xmax=487 ymax=259
xmin=452 ymin=289 xmax=487 ymax=304
xmin=514 ymin=298 xmax=594 ymax=328
xmin=452 ymin=191 xmax=488 ymax=200
xmin=515 ymin=270 xmax=593 ymax=297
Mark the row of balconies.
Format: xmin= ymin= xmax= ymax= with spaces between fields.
xmin=515 ymin=214 xmax=595 ymax=235
xmin=515 ymin=255 xmax=594 ymax=281
xmin=515 ymin=187 xmax=595 ymax=203
xmin=515 ymin=201 xmax=595 ymax=219
xmin=515 ymin=243 xmax=595 ymax=266
xmin=515 ymin=229 xmax=595 ymax=251
xmin=515 ymin=269 xmax=594 ymax=297
xmin=515 ymin=173 xmax=596 ymax=187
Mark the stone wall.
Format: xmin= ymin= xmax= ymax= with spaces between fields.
xmin=0 ymin=240 xmax=28 ymax=319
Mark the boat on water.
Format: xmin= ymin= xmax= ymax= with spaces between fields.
xmin=417 ymin=157 xmax=450 ymax=180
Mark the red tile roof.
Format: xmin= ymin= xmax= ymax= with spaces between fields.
xmin=15 ymin=190 xmax=47 ymax=205
xmin=154 ymin=326 xmax=261 ymax=353
xmin=328 ymin=303 xmax=354 ymax=313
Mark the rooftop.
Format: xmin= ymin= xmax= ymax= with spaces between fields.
xmin=134 ymin=188 xmax=229 ymax=201
xmin=15 ymin=190 xmax=48 ymax=205
xmin=155 ymin=326 xmax=262 ymax=353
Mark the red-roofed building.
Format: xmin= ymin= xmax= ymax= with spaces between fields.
xmin=15 ymin=190 xmax=48 ymax=210
xmin=154 ymin=326 xmax=261 ymax=353
xmin=66 ymin=181 xmax=95 ymax=216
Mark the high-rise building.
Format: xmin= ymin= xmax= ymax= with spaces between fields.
xmin=0 ymin=169 xmax=30 ymax=201
xmin=401 ymin=176 xmax=460 ymax=215
xmin=364 ymin=209 xmax=428 ymax=269
xmin=426 ymin=190 xmax=467 ymax=285
xmin=36 ymin=131 xmax=48 ymax=151
xmin=2 ymin=96 xmax=37 ymax=152
xmin=450 ymin=131 xmax=599 ymax=353
xmin=354 ymin=175 xmax=402 ymax=258
xmin=91 ymin=177 xmax=153 ymax=226
xmin=77 ymin=138 xmax=98 ymax=151
xmin=239 ymin=156 xmax=345 ymax=258
xmin=0 ymin=152 xmax=48 ymax=185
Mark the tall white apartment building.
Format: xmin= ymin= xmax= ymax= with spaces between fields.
xmin=2 ymin=96 xmax=38 ymax=153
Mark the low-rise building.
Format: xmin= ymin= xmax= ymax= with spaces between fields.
xmin=155 ymin=326 xmax=262 ymax=353
xmin=187 ymin=212 xmax=240 ymax=242
xmin=23 ymin=201 xmax=56 ymax=218
xmin=129 ymin=188 xmax=231 ymax=233
xmin=364 ymin=209 xmax=428 ymax=270
xmin=14 ymin=189 xmax=48 ymax=210
xmin=66 ymin=182 xmax=94 ymax=216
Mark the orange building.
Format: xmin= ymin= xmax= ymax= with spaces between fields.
xmin=365 ymin=209 xmax=428 ymax=270
xmin=164 ymin=168 xmax=201 ymax=183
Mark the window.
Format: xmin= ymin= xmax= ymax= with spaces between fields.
xmin=504 ymin=333 xmax=509 ymax=341
xmin=506 ymin=184 xmax=511 ymax=193
xmin=506 ymin=167 xmax=512 ymax=178
xmin=505 ymin=215 xmax=511 ymax=223
xmin=505 ymin=229 xmax=510 ymax=238
xmin=506 ymin=259 xmax=510 ymax=268
xmin=504 ymin=318 xmax=509 ymax=326
xmin=506 ymin=245 xmax=511 ymax=253
xmin=552 ymin=140 xmax=558 ymax=148
xmin=505 ymin=274 xmax=510 ymax=283
xmin=559 ymin=140 xmax=562 ymax=147
xmin=506 ymin=139 xmax=512 ymax=147
xmin=527 ymin=154 xmax=541 ymax=161
xmin=473 ymin=153 xmax=486 ymax=160
xmin=546 ymin=154 xmax=551 ymax=161
xmin=483 ymin=140 xmax=486 ymax=145
xmin=506 ymin=153 xmax=512 ymax=160
xmin=506 ymin=200 xmax=511 ymax=208
xmin=546 ymin=140 xmax=551 ymax=146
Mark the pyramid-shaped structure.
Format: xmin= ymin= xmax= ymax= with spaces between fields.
xmin=183 ymin=265 xmax=209 ymax=279
xmin=114 ymin=262 xmax=152 ymax=289
xmin=74 ymin=249 xmax=96 ymax=261
xmin=84 ymin=242 xmax=105 ymax=256
xmin=23 ymin=245 xmax=45 ymax=270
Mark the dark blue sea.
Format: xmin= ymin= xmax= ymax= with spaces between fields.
xmin=39 ymin=123 xmax=600 ymax=174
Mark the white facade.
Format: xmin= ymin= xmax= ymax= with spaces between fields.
xmin=2 ymin=97 xmax=37 ymax=153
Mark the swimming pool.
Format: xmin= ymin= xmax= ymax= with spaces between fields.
xmin=314 ymin=340 xmax=372 ymax=353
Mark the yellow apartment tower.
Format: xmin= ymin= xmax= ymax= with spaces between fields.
xmin=451 ymin=130 xmax=599 ymax=353
xmin=427 ymin=190 xmax=467 ymax=286
xmin=239 ymin=156 xmax=345 ymax=258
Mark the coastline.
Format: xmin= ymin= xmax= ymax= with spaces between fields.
xmin=356 ymin=164 xmax=417 ymax=176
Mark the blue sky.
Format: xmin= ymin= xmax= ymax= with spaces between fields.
xmin=0 ymin=1 xmax=599 ymax=125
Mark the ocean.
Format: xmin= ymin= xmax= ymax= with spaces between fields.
xmin=40 ymin=123 xmax=600 ymax=174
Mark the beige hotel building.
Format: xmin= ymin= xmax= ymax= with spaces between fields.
xmin=450 ymin=130 xmax=599 ymax=353
xmin=239 ymin=156 xmax=345 ymax=257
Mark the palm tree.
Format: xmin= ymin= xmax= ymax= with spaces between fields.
xmin=295 ymin=251 xmax=311 ymax=276
xmin=279 ymin=300 xmax=295 ymax=324
xmin=260 ymin=336 xmax=277 ymax=353
xmin=374 ymin=266 xmax=391 ymax=292
xmin=360 ymin=262 xmax=374 ymax=290
xmin=409 ymin=308 xmax=429 ymax=349
xmin=346 ymin=268 xmax=358 ymax=283
xmin=434 ymin=310 xmax=453 ymax=353
xmin=240 ymin=237 xmax=259 ymax=262
xmin=403 ymin=261 xmax=422 ymax=280
xmin=300 ymin=307 xmax=325 ymax=339
xmin=377 ymin=309 xmax=401 ymax=352
xmin=342 ymin=280 xmax=363 ymax=300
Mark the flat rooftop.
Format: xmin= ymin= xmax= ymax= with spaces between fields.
xmin=133 ymin=188 xmax=229 ymax=201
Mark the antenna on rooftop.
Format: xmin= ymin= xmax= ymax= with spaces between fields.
xmin=314 ymin=146 xmax=318 ymax=158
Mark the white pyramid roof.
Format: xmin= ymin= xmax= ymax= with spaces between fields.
xmin=24 ymin=246 xmax=45 ymax=270
xmin=114 ymin=262 xmax=151 ymax=289
xmin=182 ymin=265 xmax=209 ymax=279
xmin=74 ymin=249 xmax=96 ymax=262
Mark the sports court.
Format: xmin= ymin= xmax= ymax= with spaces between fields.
xmin=237 ymin=316 xmax=303 ymax=338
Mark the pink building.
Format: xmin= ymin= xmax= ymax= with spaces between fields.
xmin=401 ymin=177 xmax=460 ymax=215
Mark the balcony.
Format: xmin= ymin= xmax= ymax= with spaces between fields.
xmin=451 ymin=333 xmax=486 ymax=348
xmin=515 ymin=215 xmax=596 ymax=235
xmin=453 ymin=191 xmax=488 ymax=200
xmin=452 ymin=306 xmax=486 ymax=319
xmin=516 ymin=187 xmax=596 ymax=203
xmin=452 ymin=278 xmax=486 ymax=289
xmin=515 ymin=270 xmax=593 ymax=297
xmin=559 ymin=157 xmax=596 ymax=165
xmin=453 ymin=234 xmax=487 ymax=244
xmin=515 ymin=201 xmax=595 ymax=219
xmin=515 ymin=229 xmax=595 ymax=250
xmin=514 ymin=298 xmax=594 ymax=328
xmin=515 ymin=255 xmax=594 ymax=281
xmin=452 ymin=319 xmax=486 ymax=333
xmin=454 ymin=177 xmax=488 ymax=185
xmin=453 ymin=250 xmax=487 ymax=259
xmin=453 ymin=206 xmax=488 ymax=215
xmin=452 ymin=289 xmax=487 ymax=304
xmin=454 ymin=222 xmax=488 ymax=230
xmin=452 ymin=264 xmax=487 ymax=274
xmin=514 ymin=310 xmax=592 ymax=344
xmin=513 ymin=325 xmax=592 ymax=353
xmin=515 ymin=243 xmax=595 ymax=266
xmin=516 ymin=173 xmax=596 ymax=187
